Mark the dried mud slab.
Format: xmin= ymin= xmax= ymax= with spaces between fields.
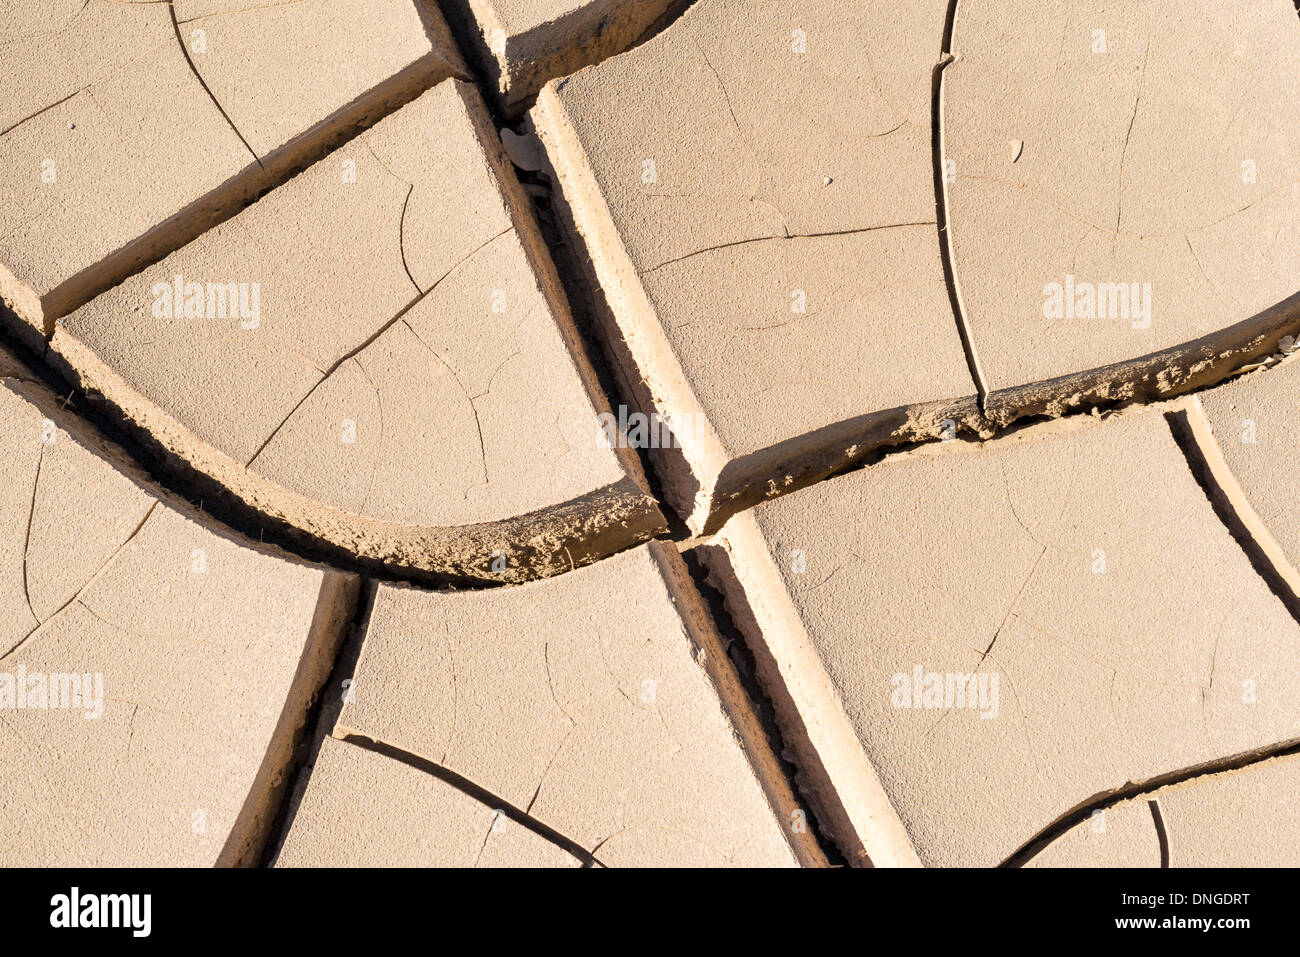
xmin=448 ymin=0 xmax=677 ymax=113
xmin=945 ymin=0 xmax=1300 ymax=424
xmin=52 ymin=81 xmax=663 ymax=583
xmin=274 ymin=737 xmax=583 ymax=867
xmin=701 ymin=411 xmax=1300 ymax=866
xmin=172 ymin=0 xmax=463 ymax=160
xmin=1144 ymin=755 xmax=1300 ymax=867
xmin=1186 ymin=358 xmax=1300 ymax=601
xmin=532 ymin=0 xmax=979 ymax=534
xmin=0 ymin=350 xmax=359 ymax=866
xmin=1030 ymin=754 xmax=1300 ymax=867
xmin=0 ymin=0 xmax=463 ymax=342
xmin=334 ymin=542 xmax=821 ymax=866
xmin=1025 ymin=801 xmax=1162 ymax=869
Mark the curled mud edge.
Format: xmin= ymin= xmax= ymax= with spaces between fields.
xmin=273 ymin=541 xmax=829 ymax=868
xmin=535 ymin=75 xmax=1300 ymax=537
xmin=531 ymin=82 xmax=734 ymax=534
xmin=1168 ymin=391 xmax=1300 ymax=617
xmin=43 ymin=330 xmax=665 ymax=586
xmin=981 ymin=291 xmax=1300 ymax=429
xmin=457 ymin=74 xmax=663 ymax=522
xmin=442 ymin=0 xmax=688 ymax=117
xmin=20 ymin=77 xmax=667 ymax=589
xmin=695 ymin=514 xmax=922 ymax=868
xmin=533 ymin=83 xmax=983 ymax=537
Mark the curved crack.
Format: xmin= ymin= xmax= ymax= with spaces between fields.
xmin=644 ymin=221 xmax=936 ymax=274
xmin=2 ymin=499 xmax=158 ymax=663
xmin=1149 ymin=799 xmax=1170 ymax=867
xmin=398 ymin=319 xmax=490 ymax=493
xmin=168 ymin=1 xmax=262 ymax=167
xmin=243 ymin=226 xmax=512 ymax=468
xmin=1114 ymin=39 xmax=1152 ymax=248
xmin=19 ymin=445 xmax=45 ymax=629
xmin=1002 ymin=736 xmax=1300 ymax=867
xmin=336 ymin=731 xmax=598 ymax=866
xmin=932 ymin=0 xmax=989 ymax=410
xmin=397 ymin=186 xmax=421 ymax=295
xmin=0 ymin=89 xmax=83 ymax=138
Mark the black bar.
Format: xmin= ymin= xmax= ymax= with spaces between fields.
xmin=0 ymin=867 xmax=1282 ymax=943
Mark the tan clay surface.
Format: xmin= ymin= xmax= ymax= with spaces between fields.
xmin=332 ymin=542 xmax=814 ymax=866
xmin=274 ymin=737 xmax=582 ymax=867
xmin=945 ymin=0 xmax=1300 ymax=423
xmin=1026 ymin=801 xmax=1162 ymax=869
xmin=173 ymin=0 xmax=463 ymax=161
xmin=1 ymin=0 xmax=1296 ymax=871
xmin=704 ymin=410 xmax=1300 ymax=866
xmin=53 ymin=81 xmax=663 ymax=583
xmin=532 ymin=0 xmax=1300 ymax=531
xmin=1145 ymin=755 xmax=1300 ymax=867
xmin=533 ymin=0 xmax=980 ymax=532
xmin=0 ymin=0 xmax=462 ymax=340
xmin=1029 ymin=754 xmax=1300 ymax=867
xmin=0 ymin=355 xmax=358 ymax=866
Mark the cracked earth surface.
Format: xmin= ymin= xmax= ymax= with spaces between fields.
xmin=0 ymin=0 xmax=1297 ymax=867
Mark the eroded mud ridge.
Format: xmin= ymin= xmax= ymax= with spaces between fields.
xmin=1 ymin=0 xmax=1297 ymax=867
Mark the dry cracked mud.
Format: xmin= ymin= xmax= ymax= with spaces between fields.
xmin=0 ymin=0 xmax=1297 ymax=869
